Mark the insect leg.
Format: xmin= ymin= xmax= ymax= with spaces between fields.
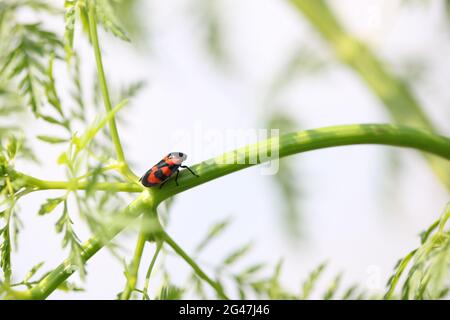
xmin=159 ymin=179 xmax=169 ymax=189
xmin=175 ymin=169 xmax=180 ymax=186
xmin=180 ymin=165 xmax=199 ymax=177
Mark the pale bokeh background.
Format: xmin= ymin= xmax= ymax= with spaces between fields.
xmin=11 ymin=0 xmax=450 ymax=298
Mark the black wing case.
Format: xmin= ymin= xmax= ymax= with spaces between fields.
xmin=139 ymin=168 xmax=153 ymax=187
xmin=140 ymin=160 xmax=179 ymax=187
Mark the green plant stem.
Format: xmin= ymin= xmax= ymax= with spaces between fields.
xmin=289 ymin=0 xmax=450 ymax=190
xmin=142 ymin=241 xmax=163 ymax=300
xmin=120 ymin=229 xmax=147 ymax=300
xmin=18 ymin=124 xmax=449 ymax=197
xmin=121 ymin=206 xmax=164 ymax=300
xmin=20 ymin=173 xmax=142 ymax=193
xmin=154 ymin=124 xmax=450 ymax=203
xmin=2 ymin=179 xmax=14 ymax=286
xmin=87 ymin=3 xmax=137 ymax=182
xmin=17 ymin=124 xmax=450 ymax=299
xmin=161 ymin=230 xmax=229 ymax=300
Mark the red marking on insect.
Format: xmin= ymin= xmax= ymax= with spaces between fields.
xmin=139 ymin=152 xmax=199 ymax=188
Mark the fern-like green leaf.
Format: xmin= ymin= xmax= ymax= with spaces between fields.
xmin=223 ymin=242 xmax=252 ymax=266
xmin=385 ymin=204 xmax=450 ymax=300
xmin=38 ymin=197 xmax=65 ymax=215
xmin=1 ymin=23 xmax=62 ymax=115
xmin=300 ymin=261 xmax=327 ymax=299
xmin=156 ymin=284 xmax=184 ymax=300
xmin=64 ymin=0 xmax=78 ymax=61
xmin=195 ymin=217 xmax=231 ymax=253
xmin=95 ymin=0 xmax=130 ymax=42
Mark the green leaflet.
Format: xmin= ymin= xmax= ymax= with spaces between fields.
xmin=75 ymin=99 xmax=128 ymax=152
xmin=323 ymin=273 xmax=342 ymax=300
xmin=195 ymin=217 xmax=232 ymax=254
xmin=64 ymin=0 xmax=78 ymax=61
xmin=37 ymin=135 xmax=69 ymax=144
xmin=64 ymin=0 xmax=131 ymax=62
xmin=300 ymin=261 xmax=327 ymax=299
xmin=22 ymin=261 xmax=45 ymax=283
xmin=38 ymin=197 xmax=65 ymax=216
xmin=95 ymin=0 xmax=130 ymax=42
xmin=223 ymin=242 xmax=253 ymax=266
xmin=55 ymin=200 xmax=86 ymax=279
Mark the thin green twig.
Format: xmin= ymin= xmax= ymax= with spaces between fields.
xmin=162 ymin=230 xmax=229 ymax=300
xmin=121 ymin=207 xmax=163 ymax=300
xmin=20 ymin=173 xmax=142 ymax=193
xmin=120 ymin=229 xmax=147 ymax=300
xmin=142 ymin=241 xmax=163 ymax=300
xmin=87 ymin=3 xmax=137 ymax=182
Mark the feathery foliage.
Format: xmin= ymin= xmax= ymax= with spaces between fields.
xmin=0 ymin=0 xmax=449 ymax=301
xmin=385 ymin=203 xmax=450 ymax=299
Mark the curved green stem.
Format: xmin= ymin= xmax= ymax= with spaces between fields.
xmin=120 ymin=230 xmax=147 ymax=300
xmin=87 ymin=3 xmax=137 ymax=182
xmin=17 ymin=124 xmax=450 ymax=299
xmin=162 ymin=231 xmax=229 ymax=300
xmin=154 ymin=124 xmax=450 ymax=203
xmin=121 ymin=207 xmax=163 ymax=300
xmin=142 ymin=241 xmax=163 ymax=300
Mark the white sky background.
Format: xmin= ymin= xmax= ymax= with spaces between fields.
xmin=11 ymin=0 xmax=450 ymax=299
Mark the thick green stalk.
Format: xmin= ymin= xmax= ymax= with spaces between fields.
xmin=162 ymin=231 xmax=229 ymax=300
xmin=154 ymin=124 xmax=450 ymax=203
xmin=289 ymin=0 xmax=450 ymax=190
xmin=87 ymin=3 xmax=137 ymax=181
xmin=18 ymin=124 xmax=450 ymax=299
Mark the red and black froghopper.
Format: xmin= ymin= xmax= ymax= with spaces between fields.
xmin=139 ymin=152 xmax=199 ymax=188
